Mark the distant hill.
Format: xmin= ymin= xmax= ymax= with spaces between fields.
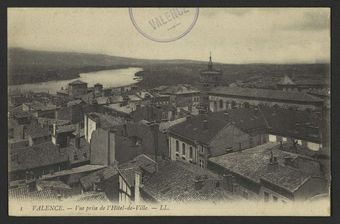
xmin=8 ymin=48 xmax=330 ymax=87
xmin=9 ymin=48 xmax=202 ymax=68
xmin=8 ymin=48 xmax=205 ymax=85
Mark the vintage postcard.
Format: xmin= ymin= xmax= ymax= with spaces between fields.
xmin=7 ymin=8 xmax=330 ymax=216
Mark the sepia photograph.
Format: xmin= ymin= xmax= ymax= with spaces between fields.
xmin=7 ymin=7 xmax=331 ymax=216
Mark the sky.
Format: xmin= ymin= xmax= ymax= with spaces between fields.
xmin=8 ymin=8 xmax=330 ymax=64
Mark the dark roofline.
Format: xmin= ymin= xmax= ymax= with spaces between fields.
xmin=168 ymin=123 xmax=229 ymax=146
xmin=209 ymin=92 xmax=322 ymax=105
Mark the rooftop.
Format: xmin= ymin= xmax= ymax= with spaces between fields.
xmin=40 ymin=164 xmax=106 ymax=180
xmin=161 ymin=84 xmax=200 ymax=95
xmin=9 ymin=105 xmax=32 ymax=119
xmin=24 ymin=101 xmax=57 ymax=111
xmin=259 ymin=106 xmax=322 ymax=142
xmin=37 ymin=117 xmax=71 ymax=126
xmin=169 ymin=114 xmax=229 ymax=144
xmin=67 ymin=99 xmax=83 ymax=107
xmin=56 ymin=124 xmax=77 ymax=134
xmin=104 ymin=103 xmax=135 ymax=115
xmin=26 ymin=122 xmax=51 ymax=138
xmin=210 ymin=108 xmax=268 ymax=134
xmin=87 ymin=112 xmax=126 ymax=129
xmin=142 ymin=160 xmax=228 ymax=202
xmin=118 ymin=154 xmax=158 ymax=187
xmin=69 ymin=80 xmax=87 ymax=85
xmin=80 ymin=166 xmax=118 ymax=191
xmin=209 ymin=86 xmax=323 ymax=103
xmin=209 ymin=142 xmax=319 ymax=193
xmin=159 ymin=117 xmax=187 ymax=132
xmin=9 ymin=142 xmax=69 ymax=172
xmin=36 ymin=180 xmax=72 ymax=190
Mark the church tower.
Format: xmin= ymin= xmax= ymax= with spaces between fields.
xmin=198 ymin=53 xmax=223 ymax=114
xmin=199 ymin=52 xmax=222 ymax=88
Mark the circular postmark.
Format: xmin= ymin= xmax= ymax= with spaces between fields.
xmin=129 ymin=8 xmax=199 ymax=43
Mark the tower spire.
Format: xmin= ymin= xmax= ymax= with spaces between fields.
xmin=208 ymin=51 xmax=213 ymax=70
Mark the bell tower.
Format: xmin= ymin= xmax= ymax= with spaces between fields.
xmin=198 ymin=53 xmax=223 ymax=114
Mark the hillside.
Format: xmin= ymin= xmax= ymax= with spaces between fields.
xmin=8 ymin=48 xmax=330 ymax=88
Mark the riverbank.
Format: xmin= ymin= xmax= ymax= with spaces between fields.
xmin=9 ymin=67 xmax=143 ymax=94
xmin=8 ymin=65 xmax=135 ymax=85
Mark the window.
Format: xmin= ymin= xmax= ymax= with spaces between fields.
xmin=273 ymin=196 xmax=278 ymax=202
xmin=182 ymin=143 xmax=186 ymax=155
xmin=264 ymin=191 xmax=269 ymax=202
xmin=201 ymin=146 xmax=205 ymax=153
xmin=176 ymin=140 xmax=179 ymax=152
xmin=162 ymin=112 xmax=167 ymax=120
xmin=214 ymin=101 xmax=218 ymax=110
xmin=219 ymin=99 xmax=223 ymax=109
xmin=199 ymin=159 xmax=205 ymax=168
xmin=189 ymin=147 xmax=193 ymax=159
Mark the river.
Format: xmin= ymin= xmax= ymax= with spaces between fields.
xmin=9 ymin=67 xmax=143 ymax=94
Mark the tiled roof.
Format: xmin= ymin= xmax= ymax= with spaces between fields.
xmin=88 ymin=112 xmax=126 ymax=129
xmin=209 ymin=86 xmax=323 ymax=103
xmin=169 ymin=114 xmax=229 ymax=144
xmin=37 ymin=117 xmax=70 ymax=126
xmin=56 ymin=124 xmax=77 ymax=133
xmin=40 ymin=164 xmax=106 ymax=180
xmin=118 ymin=154 xmax=158 ymax=187
xmin=36 ymin=180 xmax=72 ymax=190
xmin=9 ymin=188 xmax=60 ymax=201
xmin=95 ymin=96 xmax=110 ymax=105
xmin=24 ymin=101 xmax=57 ymax=111
xmin=80 ymin=166 xmax=118 ymax=191
xmin=9 ymin=105 xmax=31 ymax=119
xmin=259 ymin=106 xmax=322 ymax=142
xmin=69 ymin=80 xmax=87 ymax=85
xmin=209 ymin=142 xmax=318 ymax=193
xmin=135 ymin=91 xmax=154 ymax=99
xmin=161 ymin=84 xmax=200 ymax=95
xmin=26 ymin=122 xmax=51 ymax=138
xmin=128 ymin=94 xmax=143 ymax=102
xmin=104 ymin=103 xmax=135 ymax=115
xmin=9 ymin=142 xmax=69 ymax=172
xmin=109 ymin=95 xmax=124 ymax=103
xmin=142 ymin=161 xmax=227 ymax=202
xmin=67 ymin=99 xmax=83 ymax=107
xmin=159 ymin=117 xmax=187 ymax=132
xmin=210 ymin=108 xmax=267 ymax=134
xmin=75 ymin=191 xmax=110 ymax=202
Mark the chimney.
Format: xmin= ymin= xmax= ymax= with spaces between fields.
xmin=75 ymin=136 xmax=80 ymax=149
xmin=107 ymin=128 xmax=116 ymax=166
xmin=194 ymin=176 xmax=204 ymax=190
xmin=224 ymin=112 xmax=229 ymax=121
xmin=134 ymin=170 xmax=142 ymax=203
xmin=150 ymin=122 xmax=159 ymax=167
xmin=123 ymin=123 xmax=128 ymax=137
xmin=269 ymin=150 xmax=278 ymax=166
xmin=53 ymin=123 xmax=57 ymax=136
xmin=202 ymin=119 xmax=208 ymax=130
